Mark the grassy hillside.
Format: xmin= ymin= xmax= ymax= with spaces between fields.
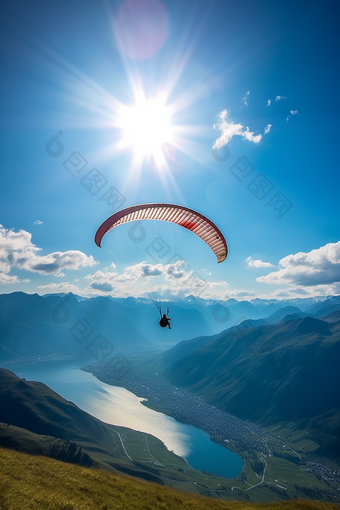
xmin=0 ymin=447 xmax=339 ymax=510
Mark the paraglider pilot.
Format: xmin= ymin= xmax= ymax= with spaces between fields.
xmin=159 ymin=311 xmax=172 ymax=329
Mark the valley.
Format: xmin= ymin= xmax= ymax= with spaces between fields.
xmin=83 ymin=350 xmax=340 ymax=503
xmin=1 ymin=292 xmax=340 ymax=505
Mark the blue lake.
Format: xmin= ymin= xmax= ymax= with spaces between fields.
xmin=9 ymin=359 xmax=244 ymax=479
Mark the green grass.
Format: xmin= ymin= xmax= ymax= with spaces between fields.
xmin=265 ymin=457 xmax=321 ymax=489
xmin=296 ymin=439 xmax=320 ymax=452
xmin=1 ymin=447 xmax=339 ymax=510
xmin=268 ymin=424 xmax=321 ymax=454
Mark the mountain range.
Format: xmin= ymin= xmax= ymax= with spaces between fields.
xmin=1 ymin=292 xmax=339 ymax=362
xmin=163 ymin=310 xmax=340 ymax=460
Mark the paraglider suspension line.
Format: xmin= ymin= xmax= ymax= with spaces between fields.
xmin=154 ymin=302 xmax=172 ymax=316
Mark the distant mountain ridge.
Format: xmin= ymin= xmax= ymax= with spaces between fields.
xmin=0 ymin=292 xmax=339 ymax=362
xmin=0 ymin=292 xmax=215 ymax=360
xmin=305 ymin=296 xmax=340 ymax=318
xmin=265 ymin=305 xmax=306 ymax=323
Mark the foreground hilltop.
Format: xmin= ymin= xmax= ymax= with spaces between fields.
xmin=0 ymin=447 xmax=339 ymax=510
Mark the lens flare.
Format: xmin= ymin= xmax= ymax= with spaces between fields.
xmin=113 ymin=0 xmax=169 ymax=60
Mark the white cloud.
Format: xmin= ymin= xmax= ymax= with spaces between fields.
xmin=33 ymin=220 xmax=44 ymax=226
xmin=213 ymin=109 xmax=262 ymax=149
xmin=226 ymin=289 xmax=256 ymax=298
xmin=82 ymin=261 xmax=231 ymax=300
xmin=264 ymin=124 xmax=272 ymax=135
xmin=267 ymin=99 xmax=271 ymax=106
xmin=38 ymin=282 xmax=83 ymax=294
xmin=0 ymin=224 xmax=97 ymax=283
xmin=0 ymin=273 xmax=20 ymax=284
xmin=21 ymin=250 xmax=96 ymax=276
xmin=263 ymin=283 xmax=340 ymax=300
xmin=286 ymin=109 xmax=298 ymax=122
xmin=241 ymin=91 xmax=250 ymax=107
xmin=84 ymin=261 xmax=191 ymax=297
xmin=275 ymin=95 xmax=286 ymax=101
xmin=257 ymin=241 xmax=340 ymax=287
xmin=247 ymin=256 xmax=274 ymax=268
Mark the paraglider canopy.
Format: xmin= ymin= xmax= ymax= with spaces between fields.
xmin=95 ymin=203 xmax=228 ymax=263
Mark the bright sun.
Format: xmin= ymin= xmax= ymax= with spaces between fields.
xmin=118 ymin=95 xmax=174 ymax=167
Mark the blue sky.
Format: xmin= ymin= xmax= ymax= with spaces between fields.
xmin=0 ymin=0 xmax=339 ymax=300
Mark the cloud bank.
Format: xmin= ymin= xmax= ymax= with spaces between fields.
xmin=257 ymin=241 xmax=340 ymax=287
xmin=80 ymin=260 xmax=230 ymax=300
xmin=0 ymin=225 xmax=96 ymax=283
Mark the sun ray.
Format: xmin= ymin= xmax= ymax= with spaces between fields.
xmin=17 ymin=17 xmax=223 ymax=194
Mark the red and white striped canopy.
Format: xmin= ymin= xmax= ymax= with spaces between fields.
xmin=95 ymin=203 xmax=228 ymax=263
